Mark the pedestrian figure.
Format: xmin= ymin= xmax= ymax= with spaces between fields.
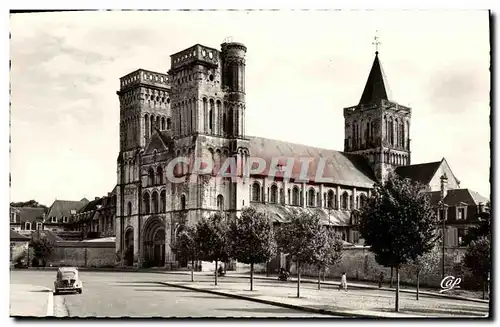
xmin=379 ymin=272 xmax=384 ymax=288
xmin=339 ymin=272 xmax=347 ymax=292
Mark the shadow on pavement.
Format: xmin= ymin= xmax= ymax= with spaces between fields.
xmin=215 ymin=307 xmax=304 ymax=314
xmin=182 ymin=295 xmax=226 ymax=300
xmin=133 ymin=288 xmax=184 ymax=292
xmin=29 ymin=290 xmax=50 ymax=293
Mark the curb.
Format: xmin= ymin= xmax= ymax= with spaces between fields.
xmin=159 ymin=281 xmax=407 ymax=318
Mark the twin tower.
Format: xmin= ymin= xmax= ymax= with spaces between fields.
xmin=116 ymin=41 xmax=248 ymax=154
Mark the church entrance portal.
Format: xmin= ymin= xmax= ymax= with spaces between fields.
xmin=143 ymin=216 xmax=166 ymax=267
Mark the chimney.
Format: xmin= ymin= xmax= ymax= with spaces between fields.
xmin=440 ymin=173 xmax=448 ymax=200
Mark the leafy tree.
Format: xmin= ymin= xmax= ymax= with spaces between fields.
xmin=229 ymin=207 xmax=277 ymax=291
xmin=276 ymin=211 xmax=325 ymax=298
xmin=462 ymin=203 xmax=491 ymax=246
xmin=408 ymin=247 xmax=441 ymax=300
xmin=171 ymin=226 xmax=198 ymax=282
xmin=463 ymin=236 xmax=491 ymax=299
xmin=359 ymin=174 xmax=437 ymax=311
xmin=11 ymin=200 xmax=48 ymax=212
xmin=30 ymin=234 xmax=54 ymax=266
xmin=310 ymin=227 xmax=343 ymax=290
xmin=195 ymin=213 xmax=231 ymax=286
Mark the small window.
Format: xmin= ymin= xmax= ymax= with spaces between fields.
xmin=36 ymin=222 xmax=42 ymax=230
xmin=51 ymin=216 xmax=57 ymax=223
xmin=457 ymin=207 xmax=466 ymax=220
xmin=63 ymin=217 xmax=69 ymax=223
xmin=10 ymin=212 xmax=15 ymax=223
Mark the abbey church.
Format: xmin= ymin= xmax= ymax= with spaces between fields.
xmin=115 ymin=41 xmax=488 ymax=268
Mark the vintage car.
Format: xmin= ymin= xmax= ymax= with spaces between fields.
xmin=53 ymin=267 xmax=83 ymax=295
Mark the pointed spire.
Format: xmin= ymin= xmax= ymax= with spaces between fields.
xmin=359 ymin=31 xmax=392 ymax=106
xmin=358 ymin=52 xmax=391 ymax=106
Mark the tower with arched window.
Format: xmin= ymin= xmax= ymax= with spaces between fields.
xmin=343 ymin=49 xmax=412 ymax=182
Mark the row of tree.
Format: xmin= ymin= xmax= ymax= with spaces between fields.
xmin=172 ymin=207 xmax=344 ymax=296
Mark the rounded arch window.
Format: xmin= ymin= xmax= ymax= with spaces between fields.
xmin=209 ymin=74 xmax=214 ymax=82
xmin=167 ymin=98 xmax=170 ymax=104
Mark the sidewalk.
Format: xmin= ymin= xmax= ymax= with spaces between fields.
xmin=162 ymin=270 xmax=489 ymax=304
xmin=10 ymin=283 xmax=53 ymax=317
xmin=160 ymin=274 xmax=489 ymax=318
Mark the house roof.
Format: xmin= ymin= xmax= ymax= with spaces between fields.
xmin=46 ymin=199 xmax=89 ymax=218
xmin=250 ymin=202 xmax=352 ymax=226
xmin=394 ymin=161 xmax=442 ymax=186
xmin=10 ymin=230 xmax=30 ymax=241
xmin=359 ymin=52 xmax=392 ymax=105
xmin=10 ymin=207 xmax=45 ymax=223
xmin=247 ymin=136 xmax=377 ymax=188
xmin=78 ymin=197 xmax=103 ymax=213
xmin=428 ymin=188 xmax=489 ymax=207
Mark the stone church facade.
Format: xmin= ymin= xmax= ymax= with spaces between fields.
xmin=114 ymin=42 xmax=485 ymax=268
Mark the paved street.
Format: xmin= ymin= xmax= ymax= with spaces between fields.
xmin=10 ymin=270 xmax=328 ymax=318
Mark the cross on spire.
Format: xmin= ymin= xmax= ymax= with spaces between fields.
xmin=372 ymin=30 xmax=381 ymax=55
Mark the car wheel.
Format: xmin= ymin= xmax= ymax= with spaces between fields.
xmin=54 ymin=290 xmax=59 ymax=295
xmin=77 ymin=288 xmax=82 ymax=294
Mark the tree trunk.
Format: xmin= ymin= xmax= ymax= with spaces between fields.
xmin=215 ymin=260 xmax=218 ymax=286
xmin=297 ymin=262 xmax=301 ymax=298
xmin=390 ymin=267 xmax=394 ymax=288
xmin=191 ymin=259 xmax=194 ymax=282
xmin=416 ymin=270 xmax=420 ymax=301
xmin=266 ymin=261 xmax=269 ymax=277
xmin=395 ymin=267 xmax=400 ymax=312
xmin=318 ymin=268 xmax=321 ymax=290
xmin=250 ymin=262 xmax=254 ymax=291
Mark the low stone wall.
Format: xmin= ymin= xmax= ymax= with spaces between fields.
xmin=23 ymin=241 xmax=117 ymax=268
xmin=286 ymin=246 xmax=477 ymax=289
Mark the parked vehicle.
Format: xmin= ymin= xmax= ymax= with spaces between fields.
xmin=53 ymin=267 xmax=83 ymax=295
xmin=13 ymin=258 xmax=28 ymax=269
xmin=278 ymin=268 xmax=290 ymax=281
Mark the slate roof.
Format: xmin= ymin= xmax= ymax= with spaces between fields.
xmin=394 ymin=161 xmax=442 ymax=186
xmin=247 ymin=136 xmax=377 ymax=188
xmin=78 ymin=198 xmax=103 ymax=213
xmin=46 ymin=199 xmax=89 ymax=221
xmin=359 ymin=53 xmax=392 ymax=105
xmin=10 ymin=230 xmax=30 ymax=241
xmin=250 ymin=202 xmax=352 ymax=226
xmin=10 ymin=207 xmax=45 ymax=223
xmin=428 ymin=189 xmax=489 ymax=207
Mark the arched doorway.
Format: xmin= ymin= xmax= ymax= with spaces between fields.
xmin=124 ymin=228 xmax=134 ymax=266
xmin=143 ymin=216 xmax=166 ymax=267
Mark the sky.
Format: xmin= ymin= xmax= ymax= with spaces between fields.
xmin=9 ymin=10 xmax=491 ymax=205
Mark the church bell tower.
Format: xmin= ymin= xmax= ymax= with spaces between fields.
xmin=343 ymin=37 xmax=412 ymax=183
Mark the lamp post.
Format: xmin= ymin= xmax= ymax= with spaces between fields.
xmin=440 ymin=174 xmax=448 ymax=280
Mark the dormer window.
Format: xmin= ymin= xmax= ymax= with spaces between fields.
xmin=36 ymin=222 xmax=42 ymax=230
xmin=10 ymin=212 xmax=15 ymax=223
xmin=63 ymin=216 xmax=69 ymax=223
xmin=51 ymin=216 xmax=57 ymax=223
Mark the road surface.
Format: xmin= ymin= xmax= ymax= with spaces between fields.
xmin=10 ymin=270 xmax=329 ymax=318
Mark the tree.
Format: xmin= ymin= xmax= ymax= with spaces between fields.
xmin=463 ymin=236 xmax=491 ymax=299
xmin=229 ymin=207 xmax=277 ymax=291
xmin=195 ymin=213 xmax=231 ymax=286
xmin=408 ymin=247 xmax=441 ymax=300
xmin=30 ymin=234 xmax=54 ymax=266
xmin=276 ymin=211 xmax=324 ymax=298
xmin=359 ymin=174 xmax=437 ymax=312
xmin=171 ymin=226 xmax=198 ymax=282
xmin=310 ymin=227 xmax=343 ymax=290
xmin=462 ymin=203 xmax=491 ymax=246
xmin=11 ymin=200 xmax=48 ymax=212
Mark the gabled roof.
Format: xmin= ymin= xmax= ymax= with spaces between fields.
xmin=144 ymin=129 xmax=171 ymax=155
xmin=428 ymin=188 xmax=489 ymax=207
xmin=359 ymin=52 xmax=392 ymax=106
xmin=10 ymin=230 xmax=30 ymax=241
xmin=10 ymin=207 xmax=45 ymax=223
xmin=395 ymin=161 xmax=442 ymax=186
xmin=46 ymin=199 xmax=88 ymax=219
xmin=78 ymin=197 xmax=103 ymax=213
xmin=248 ymin=136 xmax=377 ymax=188
xmin=250 ymin=202 xmax=352 ymax=226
